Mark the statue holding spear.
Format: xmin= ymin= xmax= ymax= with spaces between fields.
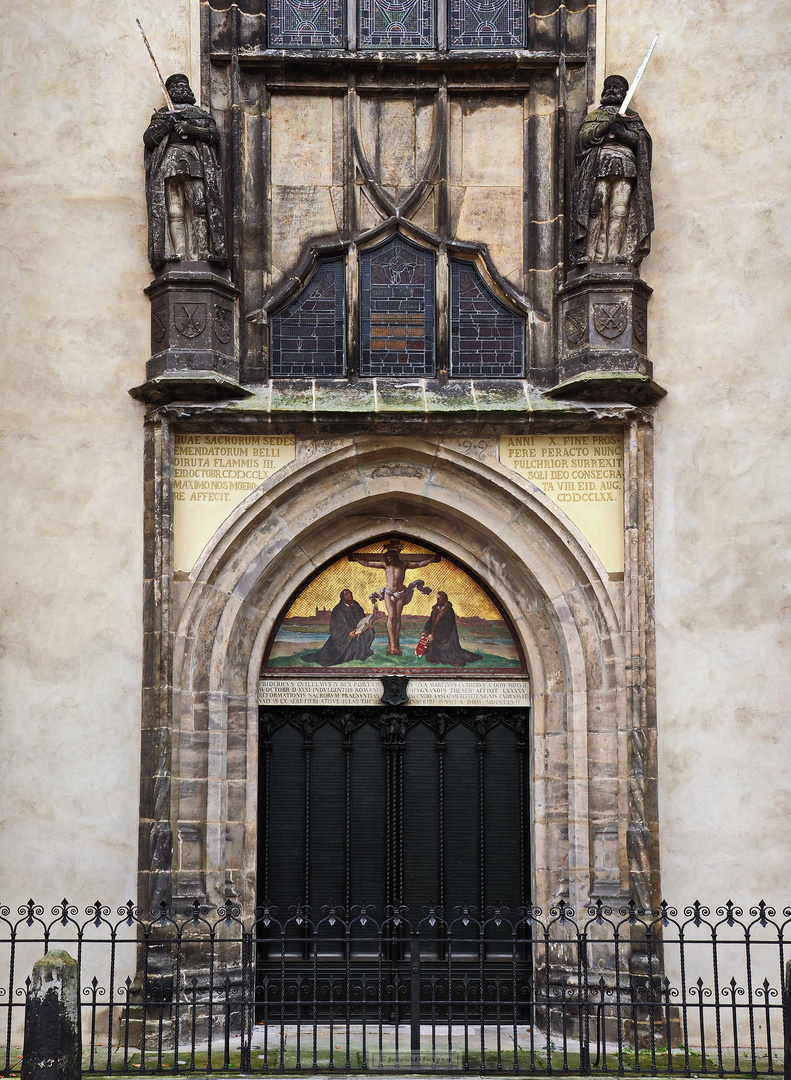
xmin=138 ymin=21 xmax=227 ymax=270
xmin=570 ymin=39 xmax=658 ymax=269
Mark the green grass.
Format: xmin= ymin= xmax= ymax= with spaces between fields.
xmin=266 ymin=646 xmax=521 ymax=671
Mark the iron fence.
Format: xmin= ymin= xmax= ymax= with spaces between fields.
xmin=1 ymin=899 xmax=789 ymax=1076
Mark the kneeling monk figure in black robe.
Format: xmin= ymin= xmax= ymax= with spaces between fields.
xmin=422 ymin=592 xmax=481 ymax=668
xmin=303 ymin=590 xmax=377 ymax=667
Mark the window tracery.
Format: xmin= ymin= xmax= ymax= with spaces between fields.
xmin=450 ymin=259 xmax=524 ymax=377
xmin=449 ymin=0 xmax=523 ymax=47
xmin=270 ymin=258 xmax=346 ymax=377
xmin=266 ymin=240 xmax=526 ymax=380
xmin=266 ymin=0 xmax=527 ymax=48
xmin=360 ymin=236 xmax=435 ymax=377
xmin=268 ymin=0 xmax=345 ymax=47
xmin=358 ymin=0 xmax=435 ymax=48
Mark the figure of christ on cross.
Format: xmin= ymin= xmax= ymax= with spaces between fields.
xmin=348 ymin=540 xmax=441 ymax=656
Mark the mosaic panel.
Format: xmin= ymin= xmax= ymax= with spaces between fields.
xmin=268 ymin=0 xmax=345 ymax=48
xmin=264 ymin=538 xmax=524 ymax=673
xmin=449 ymin=0 xmax=524 ymax=47
xmin=450 ymin=259 xmax=524 ymax=377
xmin=358 ymin=0 xmax=435 ymax=49
xmin=270 ymin=258 xmax=346 ymax=377
xmin=360 ymin=237 xmax=435 ymax=377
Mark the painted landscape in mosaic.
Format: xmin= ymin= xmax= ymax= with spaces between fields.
xmin=264 ymin=539 xmax=523 ymax=674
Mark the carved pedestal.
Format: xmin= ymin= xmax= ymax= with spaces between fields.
xmin=130 ymin=263 xmax=251 ymax=405
xmin=550 ymin=267 xmax=665 ymax=406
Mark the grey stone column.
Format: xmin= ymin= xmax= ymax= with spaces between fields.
xmin=22 ymin=951 xmax=81 ymax=1080
xmin=624 ymin=419 xmax=660 ymax=907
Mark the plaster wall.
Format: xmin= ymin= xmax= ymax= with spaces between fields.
xmin=0 ymin=0 xmax=198 ymax=906
xmin=603 ymin=1 xmax=791 ymax=905
xmin=0 ymin=0 xmax=788 ymax=917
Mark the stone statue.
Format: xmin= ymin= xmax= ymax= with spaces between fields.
xmin=570 ymin=75 xmax=654 ymax=268
xmin=144 ymin=73 xmax=227 ymax=271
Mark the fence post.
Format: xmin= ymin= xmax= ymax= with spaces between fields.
xmin=21 ymin=950 xmax=81 ymax=1080
xmin=784 ymin=959 xmax=791 ymax=1080
xmin=410 ymin=932 xmax=421 ymax=1067
xmin=240 ymin=928 xmax=253 ymax=1072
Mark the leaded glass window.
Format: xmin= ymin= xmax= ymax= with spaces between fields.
xmin=270 ymin=258 xmax=346 ymax=377
xmin=450 ymin=259 xmax=524 ymax=378
xmin=448 ymin=0 xmax=524 ymax=47
xmin=268 ymin=0 xmax=345 ymax=48
xmin=358 ymin=0 xmax=435 ymax=49
xmin=360 ymin=237 xmax=435 ymax=377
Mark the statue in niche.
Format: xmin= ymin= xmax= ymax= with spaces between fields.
xmin=144 ymin=74 xmax=227 ymax=270
xmin=570 ymin=75 xmax=654 ymax=268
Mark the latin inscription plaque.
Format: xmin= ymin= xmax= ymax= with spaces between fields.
xmin=499 ymin=433 xmax=624 ymax=574
xmin=174 ymin=433 xmax=296 ymax=572
xmin=258 ymin=677 xmax=530 ymax=708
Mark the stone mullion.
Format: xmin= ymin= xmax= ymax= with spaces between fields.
xmin=525 ymin=73 xmax=557 ymax=386
xmin=139 ymin=414 xmax=175 ymax=914
xmin=623 ymin=417 xmax=659 ymax=908
xmin=199 ymin=1 xmax=212 ymax=109
xmin=436 ymin=246 xmax=449 ymax=380
xmin=345 ymin=81 xmax=360 ymax=378
xmin=436 ymin=0 xmax=447 ymax=52
xmin=638 ymin=421 xmax=660 ymax=904
xmin=230 ymin=5 xmax=243 ymax=292
xmin=260 ymin=76 xmax=273 ymax=379
xmin=238 ymin=71 xmax=268 ymax=383
xmin=437 ymin=77 xmax=450 ymax=240
xmin=346 ymin=244 xmax=359 ymax=378
xmin=347 ymin=0 xmax=357 ymax=52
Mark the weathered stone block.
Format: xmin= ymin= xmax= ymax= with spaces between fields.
xmin=552 ymin=267 xmax=665 ymax=405
xmin=22 ymin=951 xmax=81 ymax=1080
xmin=130 ymin=265 xmax=249 ymax=405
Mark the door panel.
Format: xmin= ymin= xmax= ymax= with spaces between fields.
xmin=258 ymin=704 xmax=529 ymax=921
xmin=257 ymin=703 xmax=530 ymax=1014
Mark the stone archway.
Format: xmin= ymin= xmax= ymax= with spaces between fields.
xmin=142 ymin=432 xmax=649 ymax=919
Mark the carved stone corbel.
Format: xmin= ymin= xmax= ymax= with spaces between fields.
xmin=550 ymin=266 xmax=665 ymax=406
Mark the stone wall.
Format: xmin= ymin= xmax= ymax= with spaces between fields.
xmin=0 ymin=0 xmax=199 ymax=905
xmin=0 ymin=0 xmax=788 ymax=915
xmin=604 ymin=0 xmax=791 ymax=905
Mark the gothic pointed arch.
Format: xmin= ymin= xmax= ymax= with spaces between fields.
xmin=157 ymin=437 xmax=635 ymax=919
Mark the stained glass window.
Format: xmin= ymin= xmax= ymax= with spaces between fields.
xmin=268 ymin=0 xmax=345 ymax=48
xmin=360 ymin=237 xmax=435 ymax=377
xmin=270 ymin=258 xmax=346 ymax=377
xmin=450 ymin=259 xmax=524 ymax=378
xmin=449 ymin=0 xmax=523 ymax=47
xmin=358 ymin=0 xmax=435 ymax=49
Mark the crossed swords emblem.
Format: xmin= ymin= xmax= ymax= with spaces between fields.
xmin=174 ymin=302 xmax=206 ymax=339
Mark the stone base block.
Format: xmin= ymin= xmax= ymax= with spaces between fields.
xmin=545 ymin=371 xmax=666 ymax=406
xmin=140 ymin=263 xmax=241 ymax=400
xmin=555 ymin=267 xmax=663 ymax=405
xmin=22 ymin=951 xmax=81 ymax=1080
xmin=129 ymin=371 xmax=253 ymax=406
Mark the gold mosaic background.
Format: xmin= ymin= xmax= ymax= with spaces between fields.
xmin=285 ymin=540 xmax=502 ymax=621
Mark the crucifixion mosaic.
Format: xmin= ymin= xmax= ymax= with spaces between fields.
xmin=263 ymin=538 xmax=524 ymax=674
